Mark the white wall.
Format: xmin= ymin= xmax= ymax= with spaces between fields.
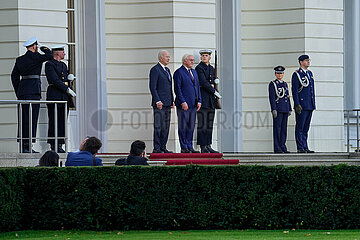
xmin=105 ymin=0 xmax=216 ymax=152
xmin=241 ymin=0 xmax=344 ymax=152
xmin=0 ymin=0 xmax=68 ymax=152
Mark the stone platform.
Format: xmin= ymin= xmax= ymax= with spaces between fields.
xmin=1 ymin=152 xmax=359 ymax=167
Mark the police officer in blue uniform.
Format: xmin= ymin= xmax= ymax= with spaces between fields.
xmin=291 ymin=55 xmax=315 ymax=153
xmin=45 ymin=45 xmax=76 ymax=153
xmin=268 ymin=66 xmax=291 ymax=153
xmin=195 ymin=49 xmax=222 ymax=153
xmin=11 ymin=37 xmax=53 ymax=153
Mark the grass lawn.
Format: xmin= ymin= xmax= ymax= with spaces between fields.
xmin=1 ymin=230 xmax=360 ymax=240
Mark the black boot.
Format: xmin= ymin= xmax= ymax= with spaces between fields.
xmin=57 ymin=145 xmax=65 ymax=153
xmin=207 ymin=145 xmax=219 ymax=153
xmin=200 ymin=145 xmax=209 ymax=153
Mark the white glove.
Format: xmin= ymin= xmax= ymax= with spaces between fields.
xmin=67 ymin=74 xmax=76 ymax=81
xmin=214 ymin=91 xmax=222 ymax=99
xmin=67 ymin=88 xmax=76 ymax=97
xmin=214 ymin=78 xmax=220 ymax=84
xmin=272 ymin=110 xmax=278 ymax=119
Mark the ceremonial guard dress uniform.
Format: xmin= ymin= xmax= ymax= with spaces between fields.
xmin=291 ymin=55 xmax=316 ymax=153
xmin=11 ymin=37 xmax=53 ymax=153
xmin=268 ymin=66 xmax=291 ymax=153
xmin=195 ymin=49 xmax=221 ymax=153
xmin=45 ymin=45 xmax=75 ymax=153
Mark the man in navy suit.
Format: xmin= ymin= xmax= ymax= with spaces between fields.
xmin=174 ymin=54 xmax=202 ymax=153
xmin=11 ymin=37 xmax=53 ymax=153
xmin=292 ymin=55 xmax=316 ymax=153
xmin=149 ymin=50 xmax=174 ymax=153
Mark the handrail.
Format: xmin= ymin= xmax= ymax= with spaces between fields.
xmin=345 ymin=109 xmax=360 ymax=153
xmin=0 ymin=100 xmax=68 ymax=154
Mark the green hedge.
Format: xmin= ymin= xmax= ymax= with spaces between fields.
xmin=1 ymin=165 xmax=360 ymax=232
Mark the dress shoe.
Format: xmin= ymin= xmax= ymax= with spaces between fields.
xmin=181 ymin=148 xmax=190 ymax=153
xmin=305 ymin=149 xmax=315 ymax=153
xmin=161 ymin=149 xmax=173 ymax=153
xmin=200 ymin=146 xmax=209 ymax=153
xmin=189 ymin=148 xmax=200 ymax=153
xmin=297 ymin=149 xmax=307 ymax=153
xmin=57 ymin=147 xmax=66 ymax=153
xmin=152 ymin=149 xmax=162 ymax=153
xmin=51 ymin=145 xmax=65 ymax=153
xmin=206 ymin=145 xmax=219 ymax=153
xmin=283 ymin=150 xmax=291 ymax=153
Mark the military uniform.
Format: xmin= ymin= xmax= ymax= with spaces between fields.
xmin=291 ymin=55 xmax=316 ymax=153
xmin=45 ymin=58 xmax=71 ymax=150
xmin=11 ymin=37 xmax=52 ymax=152
xmin=268 ymin=66 xmax=291 ymax=153
xmin=195 ymin=49 xmax=220 ymax=153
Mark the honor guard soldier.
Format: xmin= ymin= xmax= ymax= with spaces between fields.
xmin=291 ymin=55 xmax=315 ymax=153
xmin=45 ymin=45 xmax=76 ymax=153
xmin=195 ymin=49 xmax=222 ymax=153
xmin=11 ymin=37 xmax=53 ymax=153
xmin=268 ymin=66 xmax=291 ymax=153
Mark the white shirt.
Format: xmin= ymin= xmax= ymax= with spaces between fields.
xmin=159 ymin=62 xmax=167 ymax=71
xmin=183 ymin=65 xmax=194 ymax=78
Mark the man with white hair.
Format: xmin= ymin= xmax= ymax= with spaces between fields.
xmin=174 ymin=54 xmax=202 ymax=153
xmin=149 ymin=50 xmax=174 ymax=153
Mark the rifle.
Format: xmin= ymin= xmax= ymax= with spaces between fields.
xmin=214 ymin=50 xmax=222 ymax=109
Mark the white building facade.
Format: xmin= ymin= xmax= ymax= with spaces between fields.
xmin=0 ymin=0 xmax=356 ymax=153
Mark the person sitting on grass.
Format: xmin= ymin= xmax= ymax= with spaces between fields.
xmin=65 ymin=136 xmax=103 ymax=166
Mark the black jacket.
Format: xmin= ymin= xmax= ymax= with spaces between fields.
xmin=11 ymin=49 xmax=53 ymax=98
xmin=126 ymin=154 xmax=149 ymax=165
xmin=195 ymin=62 xmax=216 ymax=109
xmin=45 ymin=59 xmax=71 ymax=102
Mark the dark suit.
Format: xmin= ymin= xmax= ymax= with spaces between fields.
xmin=11 ymin=49 xmax=53 ymax=150
xmin=268 ymin=80 xmax=291 ymax=152
xmin=174 ymin=65 xmax=202 ymax=150
xmin=195 ymin=62 xmax=216 ymax=147
xmin=291 ymin=68 xmax=316 ymax=151
xmin=149 ymin=63 xmax=174 ymax=151
xmin=126 ymin=154 xmax=149 ymax=165
xmin=45 ymin=59 xmax=71 ymax=146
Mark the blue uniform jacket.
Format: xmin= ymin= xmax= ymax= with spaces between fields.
xmin=11 ymin=49 xmax=53 ymax=98
xmin=268 ymin=80 xmax=292 ymax=113
xmin=149 ymin=63 xmax=174 ymax=107
xmin=174 ymin=65 xmax=202 ymax=108
xmin=45 ymin=59 xmax=71 ymax=102
xmin=195 ymin=62 xmax=216 ymax=109
xmin=291 ymin=68 xmax=316 ymax=110
xmin=65 ymin=151 xmax=103 ymax=166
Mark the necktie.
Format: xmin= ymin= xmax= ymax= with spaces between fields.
xmin=188 ymin=69 xmax=194 ymax=82
xmin=165 ymin=67 xmax=171 ymax=80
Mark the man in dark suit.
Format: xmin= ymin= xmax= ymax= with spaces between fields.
xmin=149 ymin=50 xmax=174 ymax=153
xmin=174 ymin=54 xmax=202 ymax=153
xmin=291 ymin=55 xmax=316 ymax=153
xmin=195 ymin=49 xmax=222 ymax=153
xmin=11 ymin=37 xmax=53 ymax=153
xmin=45 ymin=45 xmax=76 ymax=153
xmin=125 ymin=140 xmax=149 ymax=165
